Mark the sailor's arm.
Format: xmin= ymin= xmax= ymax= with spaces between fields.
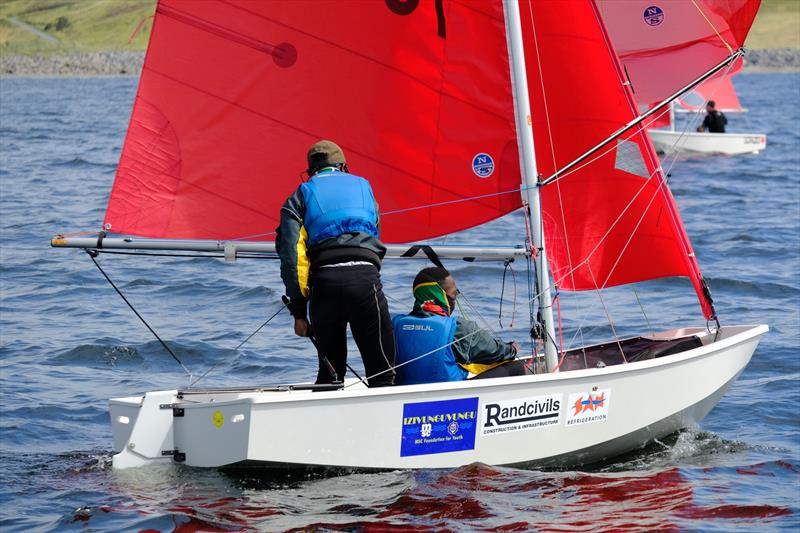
xmin=452 ymin=318 xmax=517 ymax=365
xmin=275 ymin=188 xmax=310 ymax=320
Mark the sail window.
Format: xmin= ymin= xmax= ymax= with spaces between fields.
xmin=614 ymin=139 xmax=649 ymax=179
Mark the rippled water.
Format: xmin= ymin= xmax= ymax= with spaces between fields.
xmin=1 ymin=74 xmax=798 ymax=532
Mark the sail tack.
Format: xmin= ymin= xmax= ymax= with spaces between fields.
xmin=520 ymin=1 xmax=715 ymax=318
xmin=104 ymin=0 xmax=523 ymax=242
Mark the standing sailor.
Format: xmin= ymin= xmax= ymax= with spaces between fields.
xmin=276 ymin=140 xmax=395 ymax=387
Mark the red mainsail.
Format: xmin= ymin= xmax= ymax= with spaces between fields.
xmin=521 ymin=1 xmax=715 ymax=318
xmin=104 ymin=0 xmax=522 ymax=242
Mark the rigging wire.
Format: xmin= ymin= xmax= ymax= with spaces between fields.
xmin=632 ymin=286 xmax=654 ymax=338
xmin=188 ymin=299 xmax=288 ymax=388
xmin=86 ymin=250 xmax=194 ymax=379
xmin=343 ymin=326 xmax=489 ymax=389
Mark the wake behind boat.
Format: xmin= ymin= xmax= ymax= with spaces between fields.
xmin=52 ymin=0 xmax=767 ymax=471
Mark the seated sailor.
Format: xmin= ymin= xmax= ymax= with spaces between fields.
xmin=393 ymin=267 xmax=530 ymax=385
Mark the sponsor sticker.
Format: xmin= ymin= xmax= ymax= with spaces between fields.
xmin=643 ymin=6 xmax=664 ymax=26
xmin=400 ymin=397 xmax=478 ymax=457
xmin=566 ymin=389 xmax=611 ymax=426
xmin=212 ymin=409 xmax=224 ymax=429
xmin=472 ymin=153 xmax=495 ymax=178
xmin=481 ymin=394 xmax=561 ymax=436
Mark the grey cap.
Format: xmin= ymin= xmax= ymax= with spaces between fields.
xmin=307 ymin=140 xmax=346 ymax=172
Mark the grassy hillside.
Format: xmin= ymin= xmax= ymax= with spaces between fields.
xmin=0 ymin=0 xmax=797 ymax=56
xmin=747 ymin=0 xmax=800 ymax=49
xmin=0 ymin=0 xmax=155 ymax=55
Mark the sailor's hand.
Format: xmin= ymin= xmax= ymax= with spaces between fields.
xmin=294 ymin=318 xmax=310 ymax=337
xmin=510 ymin=341 xmax=521 ymax=355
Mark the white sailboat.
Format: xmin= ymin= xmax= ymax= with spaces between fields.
xmin=647 ymin=73 xmax=767 ymax=156
xmin=52 ymin=0 xmax=766 ymax=471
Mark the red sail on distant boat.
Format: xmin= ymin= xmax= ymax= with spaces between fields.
xmin=104 ymin=0 xmax=522 ymax=243
xmin=676 ymin=62 xmax=744 ymax=112
xmin=521 ymin=1 xmax=717 ymax=318
xmin=597 ymin=0 xmax=759 ymax=106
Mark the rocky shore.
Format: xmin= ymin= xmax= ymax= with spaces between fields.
xmin=0 ymin=51 xmax=144 ymax=76
xmin=1 ymin=48 xmax=798 ymax=76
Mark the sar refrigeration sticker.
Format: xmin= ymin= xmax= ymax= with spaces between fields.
xmin=481 ymin=394 xmax=561 ymax=436
xmin=400 ymin=397 xmax=478 ymax=457
xmin=566 ymin=389 xmax=611 ymax=426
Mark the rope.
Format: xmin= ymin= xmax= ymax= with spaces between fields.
xmin=690 ymin=0 xmax=734 ymax=54
xmin=189 ymin=300 xmax=287 ymax=388
xmin=87 ymin=250 xmax=193 ymax=378
xmin=498 ymin=260 xmax=517 ymax=329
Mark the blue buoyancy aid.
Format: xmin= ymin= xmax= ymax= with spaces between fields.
xmin=392 ymin=314 xmax=469 ymax=385
xmin=300 ymin=171 xmax=379 ymax=246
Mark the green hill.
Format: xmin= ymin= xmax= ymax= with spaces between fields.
xmin=747 ymin=0 xmax=800 ymax=49
xmin=0 ymin=0 xmax=797 ymax=57
xmin=0 ymin=0 xmax=155 ymax=55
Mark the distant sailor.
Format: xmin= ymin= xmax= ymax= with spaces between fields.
xmin=697 ymin=100 xmax=727 ymax=133
xmin=276 ymin=140 xmax=395 ymax=387
xmin=393 ymin=267 xmax=531 ymax=385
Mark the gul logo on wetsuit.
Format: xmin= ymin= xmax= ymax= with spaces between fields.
xmin=481 ymin=394 xmax=561 ymax=436
xmin=400 ymin=397 xmax=478 ymax=457
xmin=566 ymin=389 xmax=611 ymax=426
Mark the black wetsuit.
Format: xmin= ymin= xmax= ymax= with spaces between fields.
xmin=702 ymin=110 xmax=727 ymax=133
xmin=309 ymin=265 xmax=395 ymax=387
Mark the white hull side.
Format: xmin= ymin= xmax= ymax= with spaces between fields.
xmin=648 ymin=129 xmax=766 ymax=156
xmin=110 ymin=325 xmax=766 ymax=470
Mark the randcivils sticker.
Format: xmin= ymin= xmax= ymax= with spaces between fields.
xmin=472 ymin=153 xmax=495 ymax=178
xmin=643 ymin=6 xmax=664 ymax=26
xmin=566 ymin=389 xmax=610 ymax=426
xmin=481 ymin=394 xmax=561 ymax=436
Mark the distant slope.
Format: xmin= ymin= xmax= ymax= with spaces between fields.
xmin=0 ymin=0 xmax=797 ymax=57
xmin=746 ymin=0 xmax=800 ymax=49
xmin=0 ymin=0 xmax=156 ymax=55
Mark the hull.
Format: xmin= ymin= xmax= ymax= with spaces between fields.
xmin=649 ymin=129 xmax=766 ymax=156
xmin=109 ymin=325 xmax=766 ymax=470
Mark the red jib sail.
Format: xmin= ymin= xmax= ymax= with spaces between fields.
xmin=677 ymin=62 xmax=744 ymax=112
xmin=104 ymin=0 xmax=521 ymax=242
xmin=521 ymin=1 xmax=715 ymax=318
xmin=597 ymin=0 xmax=760 ymax=106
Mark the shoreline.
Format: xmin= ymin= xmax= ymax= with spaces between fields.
xmin=1 ymin=49 xmax=798 ymax=76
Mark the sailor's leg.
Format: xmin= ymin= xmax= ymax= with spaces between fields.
xmin=348 ymin=268 xmax=396 ymax=387
xmin=309 ymin=278 xmax=348 ymax=383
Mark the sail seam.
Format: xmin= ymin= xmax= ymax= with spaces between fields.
xmin=212 ymin=0 xmax=510 ymax=123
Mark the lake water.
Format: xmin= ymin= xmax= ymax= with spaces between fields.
xmin=0 ymin=74 xmax=798 ymax=532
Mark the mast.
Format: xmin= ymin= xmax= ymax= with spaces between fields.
xmin=670 ymin=101 xmax=676 ymax=132
xmin=503 ymin=0 xmax=558 ymax=371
